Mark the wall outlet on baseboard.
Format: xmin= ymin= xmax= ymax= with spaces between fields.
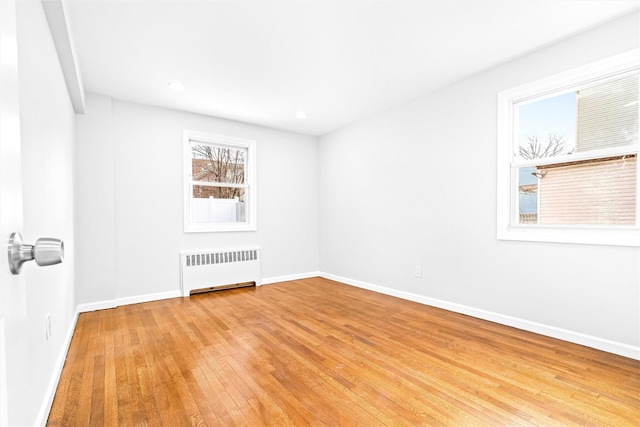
xmin=414 ymin=265 xmax=422 ymax=278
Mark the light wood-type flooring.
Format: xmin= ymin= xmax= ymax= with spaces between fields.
xmin=47 ymin=277 xmax=640 ymax=426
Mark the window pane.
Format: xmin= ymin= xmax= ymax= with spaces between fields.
xmin=514 ymin=74 xmax=638 ymax=227
xmin=517 ymin=92 xmax=576 ymax=161
xmin=517 ymin=75 xmax=639 ymax=162
xmin=536 ymin=156 xmax=636 ymax=225
xmin=191 ymin=144 xmax=246 ymax=184
xmin=499 ymin=52 xmax=639 ymax=245
xmin=191 ymin=186 xmax=246 ymax=224
xmin=517 ymin=166 xmax=539 ymax=224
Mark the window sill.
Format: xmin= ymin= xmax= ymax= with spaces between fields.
xmin=497 ymin=225 xmax=640 ymax=247
xmin=184 ymin=222 xmax=257 ymax=233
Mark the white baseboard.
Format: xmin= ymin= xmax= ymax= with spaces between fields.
xmin=76 ymin=299 xmax=116 ymax=313
xmin=261 ymin=271 xmax=320 ymax=285
xmin=77 ymin=290 xmax=182 ymax=313
xmin=320 ymin=272 xmax=640 ymax=361
xmin=77 ymin=274 xmax=323 ymax=313
xmin=35 ymin=309 xmax=79 ymax=427
xmin=117 ymin=290 xmax=182 ymax=307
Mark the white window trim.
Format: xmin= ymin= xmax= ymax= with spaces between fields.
xmin=183 ymin=130 xmax=257 ymax=233
xmin=497 ymin=48 xmax=640 ymax=247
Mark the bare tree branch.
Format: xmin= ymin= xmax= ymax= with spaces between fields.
xmin=192 ymin=144 xmax=246 ymax=200
xmin=519 ymin=133 xmax=573 ymax=160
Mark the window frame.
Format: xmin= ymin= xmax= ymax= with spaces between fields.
xmin=497 ymin=49 xmax=640 ymax=247
xmin=183 ymin=130 xmax=257 ymax=233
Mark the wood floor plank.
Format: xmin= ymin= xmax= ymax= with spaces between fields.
xmin=47 ymin=278 xmax=640 ymax=426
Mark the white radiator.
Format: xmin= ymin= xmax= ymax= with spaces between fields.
xmin=180 ymin=248 xmax=261 ymax=296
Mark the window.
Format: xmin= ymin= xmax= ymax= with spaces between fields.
xmin=183 ymin=130 xmax=257 ymax=232
xmin=497 ymin=49 xmax=640 ymax=246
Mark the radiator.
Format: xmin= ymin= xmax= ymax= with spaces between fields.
xmin=179 ymin=248 xmax=261 ymax=296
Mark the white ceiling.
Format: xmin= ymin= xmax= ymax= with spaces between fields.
xmin=64 ymin=0 xmax=639 ymax=136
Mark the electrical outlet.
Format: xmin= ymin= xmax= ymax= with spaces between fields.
xmin=46 ymin=314 xmax=51 ymax=341
xmin=414 ymin=265 xmax=422 ymax=278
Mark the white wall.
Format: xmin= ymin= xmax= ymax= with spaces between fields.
xmin=76 ymin=96 xmax=319 ymax=304
xmin=16 ymin=1 xmax=77 ymax=425
xmin=75 ymin=95 xmax=115 ymax=305
xmin=318 ymin=13 xmax=640 ymax=355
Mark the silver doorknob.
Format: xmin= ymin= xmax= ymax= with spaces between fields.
xmin=8 ymin=232 xmax=64 ymax=275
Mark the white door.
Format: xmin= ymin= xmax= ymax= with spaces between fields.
xmin=0 ymin=0 xmax=27 ymax=425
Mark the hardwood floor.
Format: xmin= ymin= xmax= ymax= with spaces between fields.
xmin=47 ymin=277 xmax=640 ymax=426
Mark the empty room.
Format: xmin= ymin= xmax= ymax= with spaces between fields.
xmin=0 ymin=0 xmax=639 ymax=425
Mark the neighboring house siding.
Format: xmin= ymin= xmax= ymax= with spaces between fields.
xmin=539 ymin=156 xmax=636 ymax=225
xmin=192 ymin=158 xmax=219 ymax=199
xmin=576 ymin=75 xmax=638 ymax=152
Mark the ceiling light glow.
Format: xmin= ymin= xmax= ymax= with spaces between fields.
xmin=168 ymin=81 xmax=185 ymax=92
xmin=295 ymin=111 xmax=308 ymax=120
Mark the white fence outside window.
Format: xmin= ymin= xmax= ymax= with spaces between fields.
xmin=191 ymin=197 xmax=245 ymax=223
